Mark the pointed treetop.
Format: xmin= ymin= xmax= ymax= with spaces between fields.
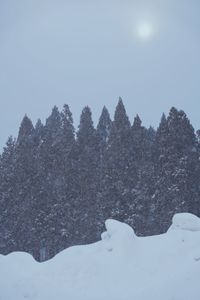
xmin=17 ymin=115 xmax=34 ymax=142
xmin=167 ymin=107 xmax=195 ymax=147
xmin=101 ymin=106 xmax=110 ymax=118
xmin=62 ymin=104 xmax=73 ymax=124
xmin=168 ymin=107 xmax=193 ymax=130
xmin=114 ymin=97 xmax=130 ymax=129
xmin=78 ymin=106 xmax=93 ymax=130
xmin=116 ymin=97 xmax=125 ymax=114
xmin=46 ymin=106 xmax=61 ymax=126
xmin=97 ymin=106 xmax=111 ymax=130
xmin=35 ymin=119 xmax=43 ymax=131
xmin=169 ymin=106 xmax=178 ymax=115
xmin=157 ymin=113 xmax=168 ymax=132
xmin=61 ymin=104 xmax=75 ymax=142
xmin=97 ymin=106 xmax=112 ymax=143
xmin=132 ymin=114 xmax=142 ymax=129
xmin=161 ymin=113 xmax=167 ymax=123
xmin=1 ymin=136 xmax=16 ymax=163
xmin=45 ymin=106 xmax=62 ymax=136
xmin=168 ymin=107 xmax=179 ymax=125
xmin=50 ymin=105 xmax=60 ymax=118
xmin=61 ymin=104 xmax=74 ymax=128
xmin=34 ymin=119 xmax=44 ymax=144
xmin=77 ymin=106 xmax=95 ymax=145
xmin=118 ymin=96 xmax=123 ymax=103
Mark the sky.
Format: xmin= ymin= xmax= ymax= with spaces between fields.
xmin=0 ymin=0 xmax=200 ymax=149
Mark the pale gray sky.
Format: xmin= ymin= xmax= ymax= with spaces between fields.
xmin=0 ymin=0 xmax=200 ymax=149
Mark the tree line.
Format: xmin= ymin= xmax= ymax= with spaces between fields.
xmin=0 ymin=98 xmax=200 ymax=261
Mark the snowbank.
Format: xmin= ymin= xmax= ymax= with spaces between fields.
xmin=1 ymin=213 xmax=200 ymax=300
xmin=101 ymin=219 xmax=135 ymax=253
xmin=169 ymin=212 xmax=200 ymax=232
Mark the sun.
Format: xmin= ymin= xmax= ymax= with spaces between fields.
xmin=136 ymin=21 xmax=154 ymax=41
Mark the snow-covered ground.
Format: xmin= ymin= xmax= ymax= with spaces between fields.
xmin=1 ymin=213 xmax=200 ymax=300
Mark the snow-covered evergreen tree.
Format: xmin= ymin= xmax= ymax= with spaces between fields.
xmin=154 ymin=108 xmax=199 ymax=232
xmin=75 ymin=106 xmax=100 ymax=243
xmin=0 ymin=136 xmax=16 ymax=254
xmin=100 ymin=98 xmax=133 ymax=222
xmin=130 ymin=115 xmax=155 ymax=234
xmin=97 ymin=106 xmax=112 ymax=150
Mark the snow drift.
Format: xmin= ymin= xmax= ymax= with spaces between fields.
xmin=169 ymin=212 xmax=200 ymax=232
xmin=1 ymin=213 xmax=200 ymax=300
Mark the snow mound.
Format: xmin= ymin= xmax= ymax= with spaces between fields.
xmin=169 ymin=213 xmax=200 ymax=232
xmin=1 ymin=214 xmax=200 ymax=300
xmin=101 ymin=219 xmax=135 ymax=252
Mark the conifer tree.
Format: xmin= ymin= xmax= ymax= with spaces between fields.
xmin=0 ymin=137 xmax=17 ymax=254
xmin=96 ymin=106 xmax=112 ymax=181
xmin=55 ymin=104 xmax=77 ymax=253
xmin=12 ymin=115 xmax=37 ymax=253
xmin=34 ymin=106 xmax=64 ymax=259
xmin=34 ymin=119 xmax=44 ymax=147
xmin=97 ymin=106 xmax=112 ymax=149
xmin=154 ymin=108 xmax=199 ymax=232
xmin=75 ymin=106 xmax=100 ymax=243
xmin=96 ymin=106 xmax=112 ymax=232
xmin=130 ymin=115 xmax=155 ymax=234
xmin=101 ymin=98 xmax=132 ymax=222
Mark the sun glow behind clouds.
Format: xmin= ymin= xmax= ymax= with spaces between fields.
xmin=130 ymin=4 xmax=161 ymax=43
xmin=136 ymin=21 xmax=154 ymax=40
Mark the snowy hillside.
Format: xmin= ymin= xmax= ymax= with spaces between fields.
xmin=1 ymin=213 xmax=200 ymax=300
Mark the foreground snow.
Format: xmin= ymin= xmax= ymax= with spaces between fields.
xmin=1 ymin=213 xmax=200 ymax=300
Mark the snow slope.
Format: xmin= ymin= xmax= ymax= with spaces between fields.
xmin=1 ymin=213 xmax=200 ymax=300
